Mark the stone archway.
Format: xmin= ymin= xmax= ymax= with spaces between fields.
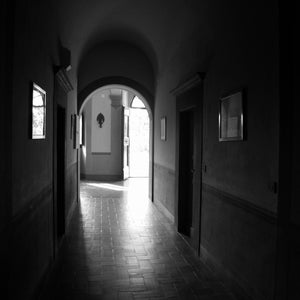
xmin=77 ymin=78 xmax=154 ymax=201
xmin=78 ymin=76 xmax=154 ymax=114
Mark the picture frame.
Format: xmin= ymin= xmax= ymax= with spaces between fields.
xmin=79 ymin=113 xmax=85 ymax=147
xmin=70 ymin=114 xmax=74 ymax=139
xmin=31 ymin=82 xmax=46 ymax=139
xmin=73 ymin=114 xmax=80 ymax=149
xmin=219 ymin=89 xmax=244 ymax=141
xmin=161 ymin=116 xmax=167 ymax=141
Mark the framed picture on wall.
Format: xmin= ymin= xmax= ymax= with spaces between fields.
xmin=161 ymin=116 xmax=167 ymax=141
xmin=219 ymin=89 xmax=244 ymax=141
xmin=70 ymin=114 xmax=74 ymax=139
xmin=31 ymin=82 xmax=46 ymax=139
xmin=73 ymin=114 xmax=79 ymax=149
xmin=79 ymin=114 xmax=85 ymax=147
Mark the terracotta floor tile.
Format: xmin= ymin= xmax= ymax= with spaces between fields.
xmin=42 ymin=179 xmax=236 ymax=300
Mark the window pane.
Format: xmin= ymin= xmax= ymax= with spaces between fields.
xmin=32 ymin=83 xmax=46 ymax=139
xmin=33 ymin=90 xmax=44 ymax=106
xmin=32 ymin=107 xmax=45 ymax=137
xmin=131 ymin=96 xmax=145 ymax=108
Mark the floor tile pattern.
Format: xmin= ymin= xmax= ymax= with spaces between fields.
xmin=43 ymin=179 xmax=236 ymax=299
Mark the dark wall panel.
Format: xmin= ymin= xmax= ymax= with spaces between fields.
xmin=0 ymin=2 xmax=14 ymax=289
xmin=154 ymin=163 xmax=175 ymax=221
xmin=201 ymin=185 xmax=277 ymax=300
xmin=65 ymin=162 xmax=78 ymax=225
xmin=2 ymin=0 xmax=78 ymax=298
xmin=9 ymin=186 xmax=53 ymax=299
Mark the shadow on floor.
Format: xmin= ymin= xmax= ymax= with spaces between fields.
xmin=41 ymin=178 xmax=237 ymax=300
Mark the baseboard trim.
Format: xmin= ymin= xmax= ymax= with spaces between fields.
xmin=200 ymin=245 xmax=265 ymax=300
xmin=203 ymin=183 xmax=277 ymax=224
xmin=154 ymin=198 xmax=175 ymax=223
xmin=34 ymin=259 xmax=53 ymax=300
xmin=66 ymin=197 xmax=77 ymax=230
xmin=154 ymin=162 xmax=175 ymax=175
xmin=80 ymin=174 xmax=122 ymax=181
xmin=11 ymin=184 xmax=52 ymax=227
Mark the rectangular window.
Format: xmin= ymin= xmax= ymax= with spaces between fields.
xmin=32 ymin=83 xmax=46 ymax=139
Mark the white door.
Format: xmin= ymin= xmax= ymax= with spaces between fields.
xmin=123 ymin=107 xmax=130 ymax=180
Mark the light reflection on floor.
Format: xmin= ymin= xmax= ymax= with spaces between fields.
xmin=81 ymin=178 xmax=150 ymax=233
xmin=87 ymin=182 xmax=129 ymax=191
xmin=42 ymin=177 xmax=236 ymax=299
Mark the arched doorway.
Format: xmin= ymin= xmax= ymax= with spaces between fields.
xmin=78 ymin=84 xmax=153 ymax=200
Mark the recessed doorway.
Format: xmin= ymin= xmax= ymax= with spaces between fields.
xmin=56 ymin=105 xmax=66 ymax=239
xmin=178 ymin=109 xmax=194 ymax=237
xmin=175 ymin=79 xmax=204 ymax=253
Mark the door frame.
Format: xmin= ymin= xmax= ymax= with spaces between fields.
xmin=173 ymin=73 xmax=204 ymax=254
xmin=126 ymin=98 xmax=151 ymax=179
xmin=122 ymin=106 xmax=130 ymax=180
xmin=52 ymin=75 xmax=68 ymax=257
xmin=56 ymin=105 xmax=66 ymax=240
xmin=177 ymin=108 xmax=195 ymax=237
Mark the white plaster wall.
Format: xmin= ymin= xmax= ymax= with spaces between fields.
xmin=91 ymin=95 xmax=111 ymax=153
xmin=81 ymin=90 xmax=122 ymax=177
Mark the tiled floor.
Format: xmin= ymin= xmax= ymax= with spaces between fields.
xmin=42 ymin=178 xmax=236 ymax=299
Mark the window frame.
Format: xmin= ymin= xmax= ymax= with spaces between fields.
xmin=31 ymin=82 xmax=47 ymax=140
xmin=130 ymin=96 xmax=146 ymax=109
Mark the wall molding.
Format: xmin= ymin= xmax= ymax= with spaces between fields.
xmin=0 ymin=183 xmax=52 ymax=237
xmin=81 ymin=174 xmax=122 ymax=182
xmin=66 ymin=195 xmax=77 ymax=229
xmin=170 ymin=72 xmax=205 ymax=96
xmin=153 ymin=163 xmax=175 ymax=223
xmin=203 ymin=183 xmax=277 ymax=224
xmin=67 ymin=160 xmax=77 ymax=168
xmin=154 ymin=162 xmax=175 ymax=175
xmin=55 ymin=69 xmax=73 ymax=93
xmin=3 ymin=184 xmax=53 ymax=299
xmin=11 ymin=184 xmax=52 ymax=227
xmin=200 ymin=245 xmax=256 ymax=300
xmin=154 ymin=199 xmax=175 ymax=223
xmin=91 ymin=152 xmax=112 ymax=155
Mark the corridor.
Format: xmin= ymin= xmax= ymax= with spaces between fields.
xmin=1 ymin=1 xmax=296 ymax=299
xmin=43 ymin=179 xmax=236 ymax=300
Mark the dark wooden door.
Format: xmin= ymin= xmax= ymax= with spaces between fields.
xmin=175 ymin=79 xmax=204 ymax=253
xmin=178 ymin=110 xmax=194 ymax=236
xmin=57 ymin=105 xmax=66 ymax=238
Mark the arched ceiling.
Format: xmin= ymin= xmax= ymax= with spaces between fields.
xmin=57 ymin=0 xmax=215 ymax=76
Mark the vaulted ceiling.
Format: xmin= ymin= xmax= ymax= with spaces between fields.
xmin=57 ymin=0 xmax=216 ymax=76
